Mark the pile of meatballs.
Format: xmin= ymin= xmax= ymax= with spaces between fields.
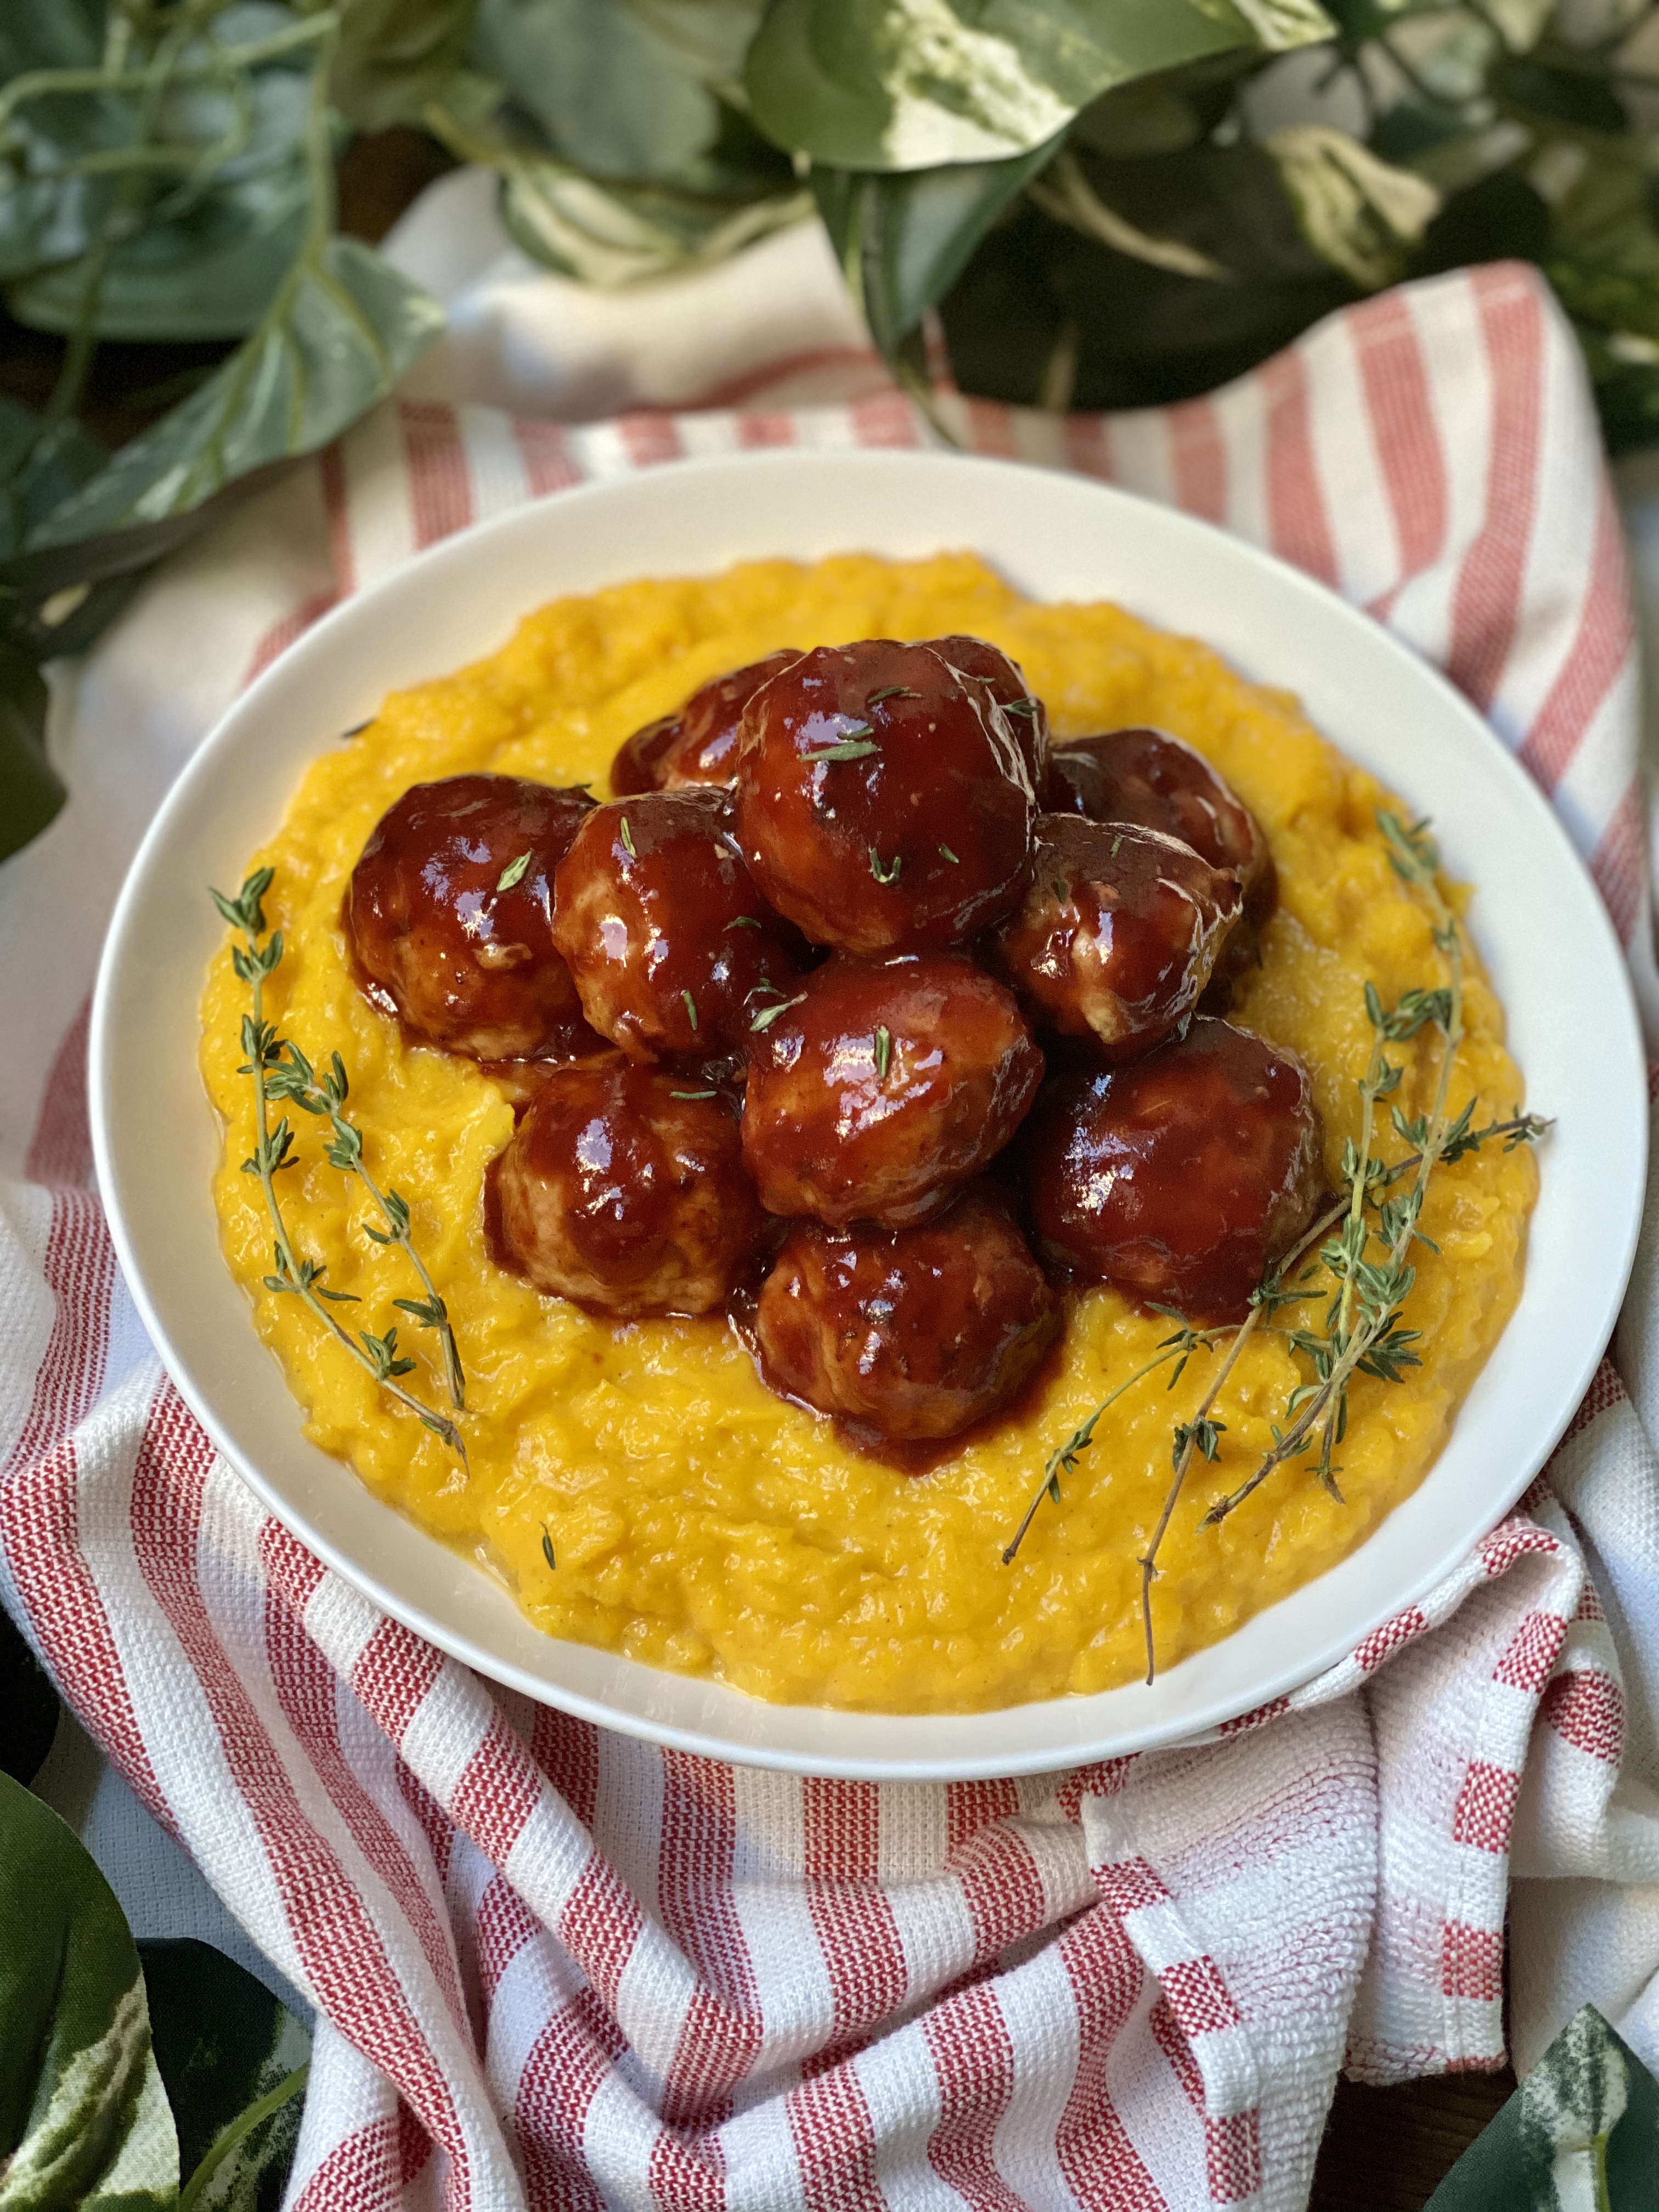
xmin=345 ymin=634 xmax=1325 ymax=1451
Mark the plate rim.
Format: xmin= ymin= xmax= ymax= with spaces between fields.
xmin=89 ymin=444 xmax=1649 ymax=1779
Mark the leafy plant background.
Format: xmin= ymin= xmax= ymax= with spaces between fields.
xmin=0 ymin=1766 xmax=311 ymax=2210
xmin=8 ymin=2 xmax=1659 ymax=857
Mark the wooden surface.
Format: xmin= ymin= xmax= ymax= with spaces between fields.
xmin=1 ymin=123 xmax=1519 ymax=2212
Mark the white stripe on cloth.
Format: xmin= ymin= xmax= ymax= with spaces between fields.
xmin=4 ymin=259 xmax=1659 ymax=2211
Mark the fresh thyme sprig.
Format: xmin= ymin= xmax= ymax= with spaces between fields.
xmin=1198 ymin=812 xmax=1546 ymax=1530
xmin=212 ymin=870 xmax=467 ymax=1469
xmin=261 ymin=1041 xmax=465 ymax=1414
xmin=1001 ymin=1318 xmax=1233 ymax=1566
xmin=1005 ymin=808 xmax=1552 ymax=1686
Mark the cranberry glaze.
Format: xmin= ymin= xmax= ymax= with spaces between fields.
xmin=610 ymin=650 xmax=803 ymax=795
xmin=495 ymin=1060 xmax=764 ymax=1316
xmin=345 ymin=772 xmax=594 ymax=1059
xmin=732 ymin=639 xmax=1035 ymax=956
xmin=552 ymin=788 xmax=802 ymax=1058
xmin=1023 ymin=1017 xmax=1324 ymax=1324
xmin=741 ymin=952 xmax=1044 ymax=1227
xmin=991 ymin=815 xmax=1240 ymax=1060
xmin=1048 ymin=725 xmax=1277 ymax=936
xmin=347 ymin=637 xmax=1297 ymax=1442
xmin=756 ymin=1183 xmax=1059 ymax=1440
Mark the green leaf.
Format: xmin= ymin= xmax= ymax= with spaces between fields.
xmin=2 ymin=15 xmax=321 ymax=338
xmin=1425 ymin=2005 xmax=1659 ymax=2212
xmin=0 ymin=1768 xmax=178 ymax=2209
xmin=1266 ymin=124 xmax=1441 ymax=289
xmin=812 ymin=132 xmax=1060 ymax=359
xmin=139 ymin=1940 xmax=309 ymax=2212
xmin=24 ymin=235 xmax=443 ymax=549
xmin=938 ymin=144 xmax=1351 ymax=410
xmin=332 ymin=0 xmax=481 ymax=132
xmin=0 ymin=639 xmax=62 ymax=863
xmin=468 ymin=0 xmax=735 ymax=181
xmin=431 ymin=74 xmax=806 ymax=286
xmin=746 ymin=0 xmax=1336 ymax=173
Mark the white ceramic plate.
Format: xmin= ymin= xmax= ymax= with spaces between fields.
xmin=91 ymin=449 xmax=1646 ymax=1780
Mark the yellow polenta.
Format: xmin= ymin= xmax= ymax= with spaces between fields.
xmin=200 ymin=553 xmax=1537 ymax=1712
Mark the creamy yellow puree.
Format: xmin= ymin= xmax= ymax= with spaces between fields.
xmin=200 ymin=554 xmax=1537 ymax=1712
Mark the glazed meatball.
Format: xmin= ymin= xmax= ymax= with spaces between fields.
xmin=610 ymin=650 xmax=803 ymax=795
xmin=926 ymin=634 xmax=1049 ymax=795
xmin=552 ymin=788 xmax=802 ymax=1059
xmin=742 ymin=953 xmax=1044 ymax=1228
xmin=1047 ymin=726 xmax=1276 ymax=936
xmin=494 ymin=1059 xmax=765 ymax=1316
xmin=755 ymin=1182 xmax=1059 ymax=1441
xmin=346 ymin=773 xmax=594 ymax=1059
xmin=732 ymin=639 xmax=1034 ymax=956
xmin=991 ymin=815 xmax=1240 ymax=1062
xmin=1023 ymin=1017 xmax=1325 ymax=1324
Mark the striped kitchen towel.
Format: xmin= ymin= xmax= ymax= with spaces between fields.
xmin=3 ymin=256 xmax=1657 ymax=2212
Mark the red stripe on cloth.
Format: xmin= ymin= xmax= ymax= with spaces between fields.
xmin=1063 ymin=412 xmax=1111 ymax=479
xmin=1575 ymin=1577 xmax=1606 ymax=1624
xmin=950 ymin=1814 xmax=1046 ymax=1961
xmin=964 ymin=398 xmax=1019 ymax=458
xmin=689 ymin=346 xmax=887 ymax=410
xmin=1206 ymin=2109 xmax=1263 ymax=2207
xmin=737 ymin=411 xmax=799 ymax=449
xmin=1350 ymin=290 xmax=1448 ymax=592
xmin=1479 ymin=1520 xmax=1560 ymax=1577
xmin=1539 ymin=1669 xmax=1624 ymax=1764
xmin=398 ymin=1766 xmax=457 ymax=1890
xmin=657 ymin=1752 xmax=763 ymax=2125
xmin=128 ymin=1390 xmax=472 ymax=2192
xmin=1591 ymin=775 xmax=1646 ymax=944
xmin=321 ymin=438 xmax=354 ymax=599
xmin=1166 ymin=396 xmax=1227 ymax=526
xmin=786 ymin=2061 xmax=886 ymax=2212
xmin=1447 ymin=268 xmax=1545 ymax=713
xmin=25 ymin=996 xmax=93 ymax=1187
xmin=262 ymin=1590 xmax=471 ymax=2041
xmin=803 ymin=1779 xmax=908 ymax=2052
xmin=617 ymin=414 xmax=687 ymax=468
xmin=1159 ymin=1955 xmax=1244 ymax=2038
xmin=512 ymin=417 xmax=583 ymax=498
xmin=516 ymin=1990 xmax=618 ymax=2212
xmin=348 ymin=1616 xmax=445 ymax=1746
xmin=1352 ymin=1606 xmax=1429 ymax=1673
xmin=849 ymin=391 xmax=921 ymax=448
xmin=4 ymin=1437 xmax=170 ymax=1825
xmin=289 ymin=2104 xmax=432 ymax=2212
xmin=476 ymin=1871 xmax=544 ymax=2006
xmin=242 ymin=587 xmax=337 ymax=690
xmin=646 ymin=2127 xmax=727 ymax=2212
xmin=557 ymin=1851 xmax=644 ymax=2015
xmin=1440 ymin=1919 xmax=1503 ymax=2002
xmin=400 ymin=402 xmax=475 ymax=550
xmin=1259 ymin=350 xmax=1340 ymax=586
xmin=528 ymin=1703 xmax=601 ymax=1831
xmin=922 ymin=1979 xmax=1022 ymax=2211
xmin=1053 ymin=1909 xmax=1166 ymax=2211
xmin=1518 ymin=483 xmax=1632 ymax=794
xmin=947 ymin=1778 xmax=1019 ymax=1850
xmin=450 ymin=1711 xmax=544 ymax=1864
xmin=1449 ymin=1760 xmax=1522 ymax=1853
xmin=1154 ymin=1984 xmax=1261 ymax=2205
xmin=1090 ymin=1855 xmax=1171 ymax=1918
xmin=4 ymin=1188 xmax=116 ymax=1486
xmin=1492 ymin=1609 xmax=1568 ymax=1694
xmin=1218 ymin=1697 xmax=1290 ymax=1737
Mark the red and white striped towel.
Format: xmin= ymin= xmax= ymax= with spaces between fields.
xmin=4 ymin=256 xmax=1659 ymax=2212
